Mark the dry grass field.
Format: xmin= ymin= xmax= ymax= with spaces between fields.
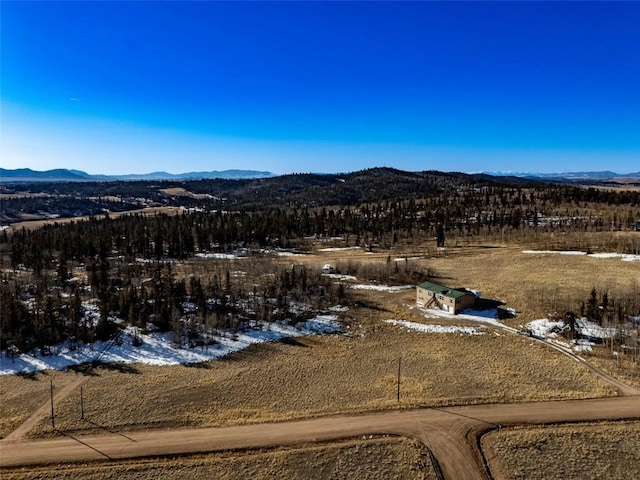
xmin=1 ymin=242 xmax=637 ymax=477
xmin=0 ymin=370 xmax=82 ymax=439
xmin=4 ymin=206 xmax=183 ymax=232
xmin=0 ymin=192 xmax=52 ymax=199
xmin=482 ymin=422 xmax=640 ymax=480
xmin=585 ymin=346 xmax=640 ymax=390
xmin=7 ymin=288 xmax=613 ymax=439
xmin=410 ymin=245 xmax=639 ymax=322
xmin=0 ymin=436 xmax=436 ymax=480
xmin=159 ymin=187 xmax=213 ymax=199
xmin=310 ymin=245 xmax=640 ymax=385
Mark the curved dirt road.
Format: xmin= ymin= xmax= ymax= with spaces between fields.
xmin=2 ymin=396 xmax=639 ymax=479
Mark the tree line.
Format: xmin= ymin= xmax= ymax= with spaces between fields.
xmin=0 ymin=255 xmax=346 ymax=354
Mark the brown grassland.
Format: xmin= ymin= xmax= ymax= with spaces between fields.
xmin=587 ymin=349 xmax=640 ymax=390
xmin=391 ymin=241 xmax=639 ymax=323
xmin=1 ymin=243 xmax=638 ymax=477
xmin=0 ymin=436 xmax=436 ymax=480
xmin=0 ymin=370 xmax=80 ymax=439
xmin=159 ymin=187 xmax=214 ymax=199
xmin=0 ymin=192 xmax=52 ymax=199
xmin=7 ymin=287 xmax=615 ymax=439
xmin=312 ymin=238 xmax=639 ymax=319
xmin=4 ymin=206 xmax=183 ymax=232
xmin=482 ymin=421 xmax=640 ymax=480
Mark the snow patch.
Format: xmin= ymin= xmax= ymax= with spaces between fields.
xmin=574 ymin=339 xmax=595 ymax=352
xmin=385 ymin=319 xmax=485 ymax=335
xmin=423 ymin=308 xmax=518 ymax=333
xmin=575 ymin=318 xmax=616 ymax=340
xmin=328 ymin=305 xmax=349 ymax=312
xmin=195 ymin=252 xmax=246 ymax=260
xmin=296 ymin=315 xmax=341 ymax=334
xmin=522 ymin=318 xmax=605 ymax=352
xmin=0 ymin=314 xmax=341 ymax=375
xmin=588 ymin=253 xmax=640 ymax=262
xmin=270 ymin=249 xmax=305 ymax=257
xmin=526 ymin=319 xmax=564 ymax=338
xmin=350 ymin=284 xmax=413 ymax=292
xmin=322 ymin=273 xmax=358 ymax=281
xmin=522 ymin=250 xmax=586 ymax=256
xmin=523 ymin=250 xmax=640 ymax=262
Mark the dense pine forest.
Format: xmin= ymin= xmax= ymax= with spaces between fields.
xmin=4 ymin=168 xmax=639 ymax=224
xmin=1 ymin=168 xmax=639 ymax=354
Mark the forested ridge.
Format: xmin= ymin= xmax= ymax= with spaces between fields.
xmin=2 ymin=167 xmax=638 ymax=222
xmin=1 ymin=168 xmax=542 ymax=223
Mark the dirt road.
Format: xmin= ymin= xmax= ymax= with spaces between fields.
xmin=2 ymin=375 xmax=87 ymax=443
xmin=2 ymin=396 xmax=639 ymax=479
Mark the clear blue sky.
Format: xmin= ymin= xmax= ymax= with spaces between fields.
xmin=1 ymin=1 xmax=638 ymax=175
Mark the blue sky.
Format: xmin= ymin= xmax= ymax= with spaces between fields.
xmin=1 ymin=1 xmax=638 ymax=175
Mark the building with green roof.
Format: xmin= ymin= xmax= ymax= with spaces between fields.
xmin=416 ymin=281 xmax=477 ymax=314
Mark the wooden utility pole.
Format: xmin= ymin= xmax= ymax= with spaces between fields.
xmin=50 ymin=378 xmax=55 ymax=429
xmin=397 ymin=357 xmax=402 ymax=402
xmin=80 ymin=386 xmax=85 ymax=420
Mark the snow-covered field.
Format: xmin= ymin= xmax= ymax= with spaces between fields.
xmin=385 ymin=319 xmax=485 ymax=335
xmin=0 ymin=315 xmax=341 ymax=376
xmin=523 ymin=250 xmax=640 ymax=262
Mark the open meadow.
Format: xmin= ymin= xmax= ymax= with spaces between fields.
xmin=2 ymin=283 xmax=616 ymax=439
xmin=306 ymin=238 xmax=640 ymax=321
xmin=3 ymin=206 xmax=183 ymax=232
xmin=1 ymin=242 xmax=638 ymax=478
xmin=482 ymin=421 xmax=640 ymax=480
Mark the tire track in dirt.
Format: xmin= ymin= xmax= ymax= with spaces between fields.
xmin=532 ymin=337 xmax=639 ymax=396
xmin=3 ymin=374 xmax=87 ymax=443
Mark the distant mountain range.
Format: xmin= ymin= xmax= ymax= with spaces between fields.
xmin=1 ymin=167 xmax=639 ymax=184
xmin=0 ymin=168 xmax=275 ymax=183
xmin=486 ymin=171 xmax=640 ymax=182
